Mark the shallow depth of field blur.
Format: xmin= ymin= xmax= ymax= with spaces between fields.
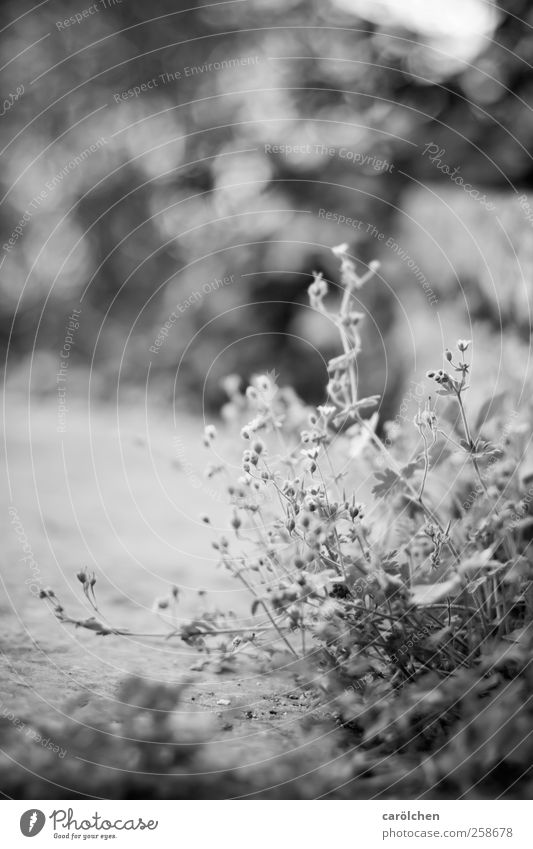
xmin=2 ymin=0 xmax=533 ymax=800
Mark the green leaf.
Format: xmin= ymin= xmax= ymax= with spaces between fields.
xmin=371 ymin=457 xmax=424 ymax=499
xmin=410 ymin=576 xmax=461 ymax=606
xmin=381 ymin=549 xmax=400 ymax=573
xmin=471 ymin=439 xmax=503 ymax=460
xmin=401 ymin=455 xmax=425 ymax=479
xmin=372 ymin=467 xmax=402 ymax=498
xmin=458 ymin=547 xmax=495 ymax=573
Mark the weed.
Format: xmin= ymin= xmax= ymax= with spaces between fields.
xmin=42 ymin=245 xmax=533 ymax=798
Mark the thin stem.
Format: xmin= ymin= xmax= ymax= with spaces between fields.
xmin=456 ymin=390 xmax=490 ymax=499
xmin=355 ymin=411 xmax=461 ymax=564
xmin=331 ymin=266 xmax=462 ymax=564
xmin=418 ymin=431 xmax=430 ymax=502
xmin=316 ymin=460 xmax=347 ymax=577
xmin=228 ymin=561 xmax=299 ymax=658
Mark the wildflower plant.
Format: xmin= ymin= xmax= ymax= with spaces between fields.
xmin=45 ymin=245 xmax=533 ymax=721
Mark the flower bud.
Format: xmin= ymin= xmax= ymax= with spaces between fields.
xmin=331 ymin=242 xmax=349 ymax=258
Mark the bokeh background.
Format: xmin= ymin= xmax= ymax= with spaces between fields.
xmin=2 ymin=0 xmax=532 ymax=415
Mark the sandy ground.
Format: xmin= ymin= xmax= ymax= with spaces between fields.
xmin=0 ymin=395 xmax=333 ymax=784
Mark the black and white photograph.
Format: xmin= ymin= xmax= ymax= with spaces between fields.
xmin=1 ymin=0 xmax=533 ymax=837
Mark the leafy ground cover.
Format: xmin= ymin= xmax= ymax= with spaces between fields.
xmin=2 ymin=248 xmax=533 ymax=799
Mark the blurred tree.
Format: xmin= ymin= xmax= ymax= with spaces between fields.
xmin=0 ymin=0 xmax=529 ymax=410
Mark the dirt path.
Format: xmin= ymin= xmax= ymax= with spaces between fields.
xmin=1 ymin=396 xmax=331 ymax=779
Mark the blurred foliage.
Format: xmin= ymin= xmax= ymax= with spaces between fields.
xmin=2 ymin=649 xmax=533 ymax=799
xmin=0 ymin=675 xmax=349 ymax=799
xmin=1 ymin=0 xmax=532 ymax=407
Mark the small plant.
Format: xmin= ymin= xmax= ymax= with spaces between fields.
xmin=42 ymin=245 xmax=533 ymax=798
